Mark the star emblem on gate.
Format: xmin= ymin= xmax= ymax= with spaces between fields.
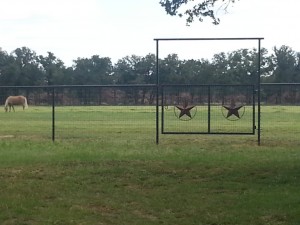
xmin=222 ymin=99 xmax=245 ymax=120
xmin=176 ymin=103 xmax=195 ymax=119
xmin=174 ymin=99 xmax=197 ymax=121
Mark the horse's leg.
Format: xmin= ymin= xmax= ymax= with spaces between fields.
xmin=12 ymin=105 xmax=15 ymax=112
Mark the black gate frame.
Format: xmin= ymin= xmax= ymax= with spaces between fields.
xmin=154 ymin=38 xmax=264 ymax=145
xmin=161 ymin=84 xmax=256 ymax=135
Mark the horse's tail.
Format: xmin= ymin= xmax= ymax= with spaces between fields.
xmin=24 ymin=97 xmax=28 ymax=109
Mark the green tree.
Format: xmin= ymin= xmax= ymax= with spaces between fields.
xmin=132 ymin=54 xmax=157 ymax=104
xmin=211 ymin=52 xmax=229 ymax=84
xmin=160 ymin=0 xmax=238 ymax=25
xmin=0 ymin=50 xmax=18 ymax=100
xmin=159 ymin=54 xmax=182 ymax=84
xmin=72 ymin=55 xmax=113 ymax=85
xmin=178 ymin=59 xmax=214 ymax=84
xmin=211 ymin=48 xmax=272 ymax=84
xmin=114 ymin=55 xmax=142 ymax=84
xmin=227 ymin=48 xmax=265 ymax=84
xmin=11 ymin=47 xmax=44 ymax=86
xmin=71 ymin=55 xmax=113 ymax=105
xmin=114 ymin=55 xmax=156 ymax=104
xmin=0 ymin=49 xmax=16 ymax=86
xmin=295 ymin=52 xmax=300 ymax=82
xmin=38 ymin=52 xmax=67 ymax=85
xmin=134 ymin=54 xmax=156 ymax=84
xmin=271 ymin=45 xmax=298 ymax=83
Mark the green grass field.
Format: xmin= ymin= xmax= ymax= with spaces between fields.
xmin=0 ymin=105 xmax=300 ymax=224
xmin=1 ymin=105 xmax=299 ymax=143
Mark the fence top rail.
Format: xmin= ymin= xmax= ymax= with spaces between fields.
xmin=154 ymin=37 xmax=264 ymax=41
xmin=0 ymin=84 xmax=157 ymax=89
xmin=261 ymin=83 xmax=300 ymax=86
xmin=161 ymin=84 xmax=255 ymax=87
xmin=1 ymin=83 xmax=300 ymax=89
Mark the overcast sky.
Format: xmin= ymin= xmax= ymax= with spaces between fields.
xmin=1 ymin=0 xmax=299 ymax=66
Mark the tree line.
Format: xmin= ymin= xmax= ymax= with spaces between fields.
xmin=0 ymin=45 xmax=300 ymax=87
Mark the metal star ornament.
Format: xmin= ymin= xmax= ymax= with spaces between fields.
xmin=222 ymin=99 xmax=244 ymax=119
xmin=176 ymin=105 xmax=195 ymax=118
xmin=175 ymin=102 xmax=195 ymax=119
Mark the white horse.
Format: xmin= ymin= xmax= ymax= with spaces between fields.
xmin=4 ymin=95 xmax=28 ymax=112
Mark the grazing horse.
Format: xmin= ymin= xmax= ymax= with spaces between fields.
xmin=4 ymin=95 xmax=28 ymax=112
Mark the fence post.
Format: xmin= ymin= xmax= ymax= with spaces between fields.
xmin=52 ymin=87 xmax=55 ymax=142
xmin=257 ymin=39 xmax=262 ymax=146
xmin=155 ymin=39 xmax=160 ymax=144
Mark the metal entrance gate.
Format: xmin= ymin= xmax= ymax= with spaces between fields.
xmin=161 ymin=84 xmax=256 ymax=134
xmin=154 ymin=37 xmax=264 ymax=145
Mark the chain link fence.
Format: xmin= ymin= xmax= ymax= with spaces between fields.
xmin=0 ymin=84 xmax=299 ymax=145
xmin=0 ymin=85 xmax=157 ymax=143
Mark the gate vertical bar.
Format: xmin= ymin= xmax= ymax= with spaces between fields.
xmin=257 ymin=39 xmax=262 ymax=145
xmin=208 ymin=86 xmax=211 ymax=133
xmin=252 ymin=85 xmax=256 ymax=134
xmin=155 ymin=40 xmax=159 ymax=144
xmin=52 ymin=87 xmax=55 ymax=142
xmin=161 ymin=86 xmax=164 ymax=134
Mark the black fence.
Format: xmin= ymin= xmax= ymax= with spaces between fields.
xmin=0 ymin=85 xmax=158 ymax=107
xmin=261 ymin=83 xmax=300 ymax=105
xmin=0 ymin=85 xmax=157 ymax=142
xmin=0 ymin=83 xmax=300 ymax=144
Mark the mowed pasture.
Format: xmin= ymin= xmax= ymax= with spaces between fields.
xmin=0 ymin=105 xmax=299 ymax=144
xmin=0 ymin=105 xmax=300 ymax=225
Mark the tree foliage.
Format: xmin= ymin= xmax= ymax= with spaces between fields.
xmin=73 ymin=55 xmax=113 ymax=85
xmin=0 ymin=45 xmax=300 ymax=87
xmin=159 ymin=0 xmax=238 ymax=25
xmin=272 ymin=46 xmax=299 ymax=83
xmin=38 ymin=52 xmax=66 ymax=85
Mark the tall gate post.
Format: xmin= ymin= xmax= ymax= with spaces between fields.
xmin=155 ymin=40 xmax=160 ymax=144
xmin=257 ymin=39 xmax=262 ymax=145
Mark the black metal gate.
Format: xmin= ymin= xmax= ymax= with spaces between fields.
xmin=161 ymin=84 xmax=256 ymax=135
xmin=154 ymin=37 xmax=264 ymax=145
